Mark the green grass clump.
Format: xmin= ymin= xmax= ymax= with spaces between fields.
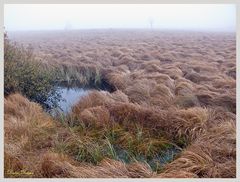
xmin=53 ymin=115 xmax=181 ymax=170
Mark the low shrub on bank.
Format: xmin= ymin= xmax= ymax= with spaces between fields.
xmin=4 ymin=33 xmax=60 ymax=109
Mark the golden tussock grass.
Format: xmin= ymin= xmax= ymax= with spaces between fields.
xmin=4 ymin=94 xmax=156 ymax=178
xmin=159 ymin=120 xmax=236 ymax=178
xmin=103 ymin=71 xmax=130 ymax=90
xmin=40 ymin=152 xmax=137 ymax=178
xmin=4 ymin=94 xmax=57 ymax=177
xmin=5 ymin=31 xmax=236 ymax=178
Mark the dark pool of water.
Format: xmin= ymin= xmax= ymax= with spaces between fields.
xmin=55 ymin=87 xmax=90 ymax=114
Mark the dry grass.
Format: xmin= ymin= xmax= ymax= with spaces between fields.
xmin=159 ymin=121 xmax=236 ymax=178
xmin=40 ymin=152 xmax=154 ymax=178
xmin=4 ymin=94 xmax=156 ymax=178
xmin=5 ymin=30 xmax=236 ymax=178
xmin=4 ymin=94 xmax=56 ymax=177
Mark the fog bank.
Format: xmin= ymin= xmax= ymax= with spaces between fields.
xmin=4 ymin=4 xmax=236 ymax=32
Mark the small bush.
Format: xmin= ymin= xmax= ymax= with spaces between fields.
xmin=4 ymin=33 xmax=60 ymax=110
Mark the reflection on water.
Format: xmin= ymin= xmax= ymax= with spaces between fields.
xmin=57 ymin=87 xmax=89 ymax=113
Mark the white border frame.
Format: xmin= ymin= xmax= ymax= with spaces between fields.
xmin=0 ymin=0 xmax=239 ymax=181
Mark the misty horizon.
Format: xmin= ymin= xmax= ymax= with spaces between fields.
xmin=4 ymin=4 xmax=236 ymax=32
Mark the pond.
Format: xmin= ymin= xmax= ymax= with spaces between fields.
xmin=51 ymin=86 xmax=90 ymax=115
xmin=48 ymin=78 xmax=116 ymax=116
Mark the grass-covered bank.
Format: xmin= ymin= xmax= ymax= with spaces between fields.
xmin=52 ymin=64 xmax=117 ymax=92
xmin=4 ymin=30 xmax=236 ymax=178
xmin=4 ymin=33 xmax=61 ymax=110
xmin=4 ymin=32 xmax=116 ymax=111
xmin=4 ymin=93 xmax=236 ymax=178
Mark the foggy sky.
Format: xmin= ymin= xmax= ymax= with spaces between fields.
xmin=4 ymin=4 xmax=236 ymax=32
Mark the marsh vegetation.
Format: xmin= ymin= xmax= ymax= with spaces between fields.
xmin=4 ymin=30 xmax=236 ymax=178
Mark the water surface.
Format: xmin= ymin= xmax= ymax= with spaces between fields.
xmin=57 ymin=87 xmax=89 ymax=113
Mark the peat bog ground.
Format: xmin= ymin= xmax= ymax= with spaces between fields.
xmin=4 ymin=30 xmax=236 ymax=178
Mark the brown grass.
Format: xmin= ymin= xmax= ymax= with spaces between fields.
xmin=159 ymin=120 xmax=236 ymax=178
xmin=5 ymin=30 xmax=236 ymax=178
xmin=40 ymin=152 xmax=154 ymax=178
xmin=4 ymin=94 xmax=156 ymax=178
